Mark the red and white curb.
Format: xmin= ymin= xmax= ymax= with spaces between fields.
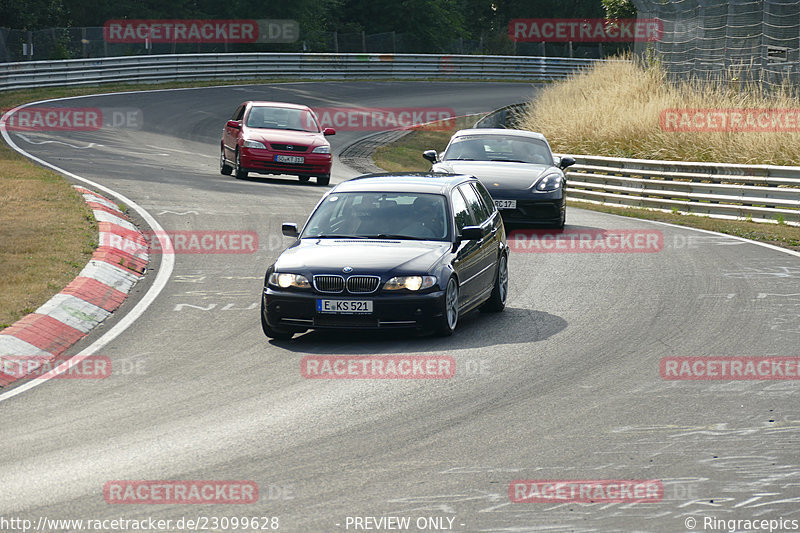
xmin=0 ymin=186 xmax=148 ymax=387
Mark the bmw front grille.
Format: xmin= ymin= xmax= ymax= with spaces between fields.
xmin=313 ymin=275 xmax=380 ymax=294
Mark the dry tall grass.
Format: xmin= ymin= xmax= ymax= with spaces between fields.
xmin=519 ymin=58 xmax=800 ymax=165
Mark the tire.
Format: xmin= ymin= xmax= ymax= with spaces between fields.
xmin=316 ymin=174 xmax=330 ymax=186
xmin=220 ymin=147 xmax=233 ymax=175
xmin=298 ymin=175 xmax=311 ymax=183
xmin=554 ymin=203 xmax=566 ymax=229
xmin=234 ymin=149 xmax=248 ymax=180
xmin=481 ymin=253 xmax=508 ymax=313
xmin=435 ymin=277 xmax=459 ymax=337
xmin=260 ymin=293 xmax=295 ymax=340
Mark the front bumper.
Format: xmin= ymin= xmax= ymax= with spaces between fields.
xmin=495 ymin=191 xmax=565 ymax=225
xmin=263 ymin=288 xmax=446 ymax=330
xmin=241 ymin=148 xmax=332 ymax=177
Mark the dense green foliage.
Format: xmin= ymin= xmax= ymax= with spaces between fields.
xmin=1 ymin=0 xmax=610 ymax=53
xmin=601 ymin=0 xmax=637 ymax=19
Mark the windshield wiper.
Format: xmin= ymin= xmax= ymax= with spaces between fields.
xmin=490 ymin=159 xmax=530 ymax=163
xmin=370 ymin=234 xmax=428 ymax=240
xmin=306 ymin=234 xmax=368 ymax=239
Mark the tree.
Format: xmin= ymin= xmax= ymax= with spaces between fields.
xmin=602 ymin=0 xmax=637 ymax=19
xmin=0 ymin=0 xmax=67 ymax=29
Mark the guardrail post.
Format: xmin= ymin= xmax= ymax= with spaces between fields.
xmin=25 ymin=31 xmax=33 ymax=60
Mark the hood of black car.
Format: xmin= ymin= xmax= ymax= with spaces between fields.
xmin=433 ymin=160 xmax=553 ymax=190
xmin=275 ymin=239 xmax=449 ymax=275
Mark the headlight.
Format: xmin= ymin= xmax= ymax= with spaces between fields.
xmin=311 ymin=145 xmax=330 ymax=154
xmin=268 ymin=272 xmax=311 ymax=289
xmin=243 ymin=140 xmax=267 ymax=149
xmin=535 ymin=174 xmax=562 ymax=192
xmin=383 ymin=276 xmax=437 ymax=291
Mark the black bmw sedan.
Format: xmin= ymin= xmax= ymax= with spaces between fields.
xmin=261 ymin=173 xmax=509 ymax=340
xmin=424 ymin=128 xmax=575 ymax=228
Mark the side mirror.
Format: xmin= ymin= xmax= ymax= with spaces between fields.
xmin=460 ymin=226 xmax=484 ymax=241
xmin=559 ymin=156 xmax=576 ymax=169
xmin=281 ymin=223 xmax=299 ymax=238
xmin=422 ymin=149 xmax=438 ymax=163
xmin=226 ymin=120 xmax=241 ymax=129
xmin=323 ymin=128 xmax=336 ymax=136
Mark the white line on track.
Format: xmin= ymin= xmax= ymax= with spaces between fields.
xmin=146 ymin=144 xmax=216 ymax=158
xmin=0 ymin=97 xmax=176 ymax=403
xmin=16 ymin=132 xmax=102 ymax=149
xmin=607 ymin=212 xmax=800 ymax=259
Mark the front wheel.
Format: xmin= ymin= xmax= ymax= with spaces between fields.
xmin=316 ymin=174 xmax=330 ymax=186
xmin=220 ymin=147 xmax=233 ymax=175
xmin=234 ymin=150 xmax=248 ymax=180
xmin=435 ymin=277 xmax=459 ymax=336
xmin=481 ymin=253 xmax=508 ymax=312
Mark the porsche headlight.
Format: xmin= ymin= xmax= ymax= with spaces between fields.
xmin=311 ymin=145 xmax=331 ymax=154
xmin=244 ymin=140 xmax=267 ymax=149
xmin=383 ymin=276 xmax=437 ymax=291
xmin=268 ymin=272 xmax=311 ymax=289
xmin=535 ymin=174 xmax=562 ymax=192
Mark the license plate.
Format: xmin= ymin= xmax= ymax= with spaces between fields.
xmin=494 ymin=199 xmax=517 ymax=209
xmin=317 ymin=299 xmax=373 ymax=314
xmin=275 ymin=155 xmax=304 ymax=164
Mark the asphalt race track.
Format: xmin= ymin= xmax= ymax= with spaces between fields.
xmin=2 ymin=81 xmax=799 ymax=532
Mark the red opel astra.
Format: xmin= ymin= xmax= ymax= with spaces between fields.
xmin=221 ymin=101 xmax=335 ymax=185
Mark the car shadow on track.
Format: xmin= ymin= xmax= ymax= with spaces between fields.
xmin=270 ymin=307 xmax=567 ymax=354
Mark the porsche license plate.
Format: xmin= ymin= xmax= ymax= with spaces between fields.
xmin=275 ymin=155 xmax=304 ymax=164
xmin=494 ymin=199 xmax=517 ymax=209
xmin=316 ymin=299 xmax=373 ymax=314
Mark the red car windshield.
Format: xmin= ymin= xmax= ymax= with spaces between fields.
xmin=245 ymin=106 xmax=320 ymax=133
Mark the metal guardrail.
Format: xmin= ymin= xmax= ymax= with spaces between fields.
xmin=562 ymin=154 xmax=800 ymax=224
xmin=0 ymin=53 xmax=608 ymax=91
xmin=473 ymin=103 xmax=528 ymax=129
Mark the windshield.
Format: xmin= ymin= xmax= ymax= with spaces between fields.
xmin=245 ymin=106 xmax=320 ymax=132
xmin=302 ymin=192 xmax=450 ymax=241
xmin=443 ymin=134 xmax=554 ymax=165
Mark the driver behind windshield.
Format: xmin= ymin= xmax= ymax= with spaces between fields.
xmin=397 ymin=196 xmax=446 ymax=239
